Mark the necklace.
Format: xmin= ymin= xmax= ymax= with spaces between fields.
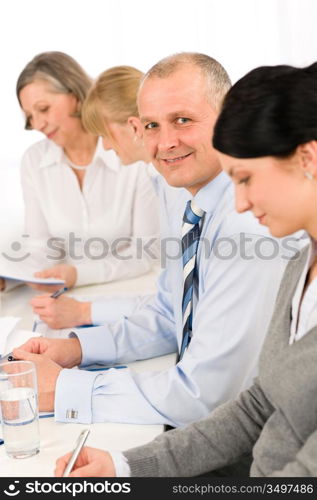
xmin=67 ymin=159 xmax=91 ymax=171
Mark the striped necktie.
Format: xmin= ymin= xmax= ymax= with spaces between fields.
xmin=178 ymin=199 xmax=205 ymax=361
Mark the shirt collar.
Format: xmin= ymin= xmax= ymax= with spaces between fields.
xmin=192 ymin=171 xmax=231 ymax=213
xmin=38 ymin=140 xmax=63 ymax=168
xmin=39 ymin=137 xmax=120 ymax=172
xmin=307 ymin=237 xmax=317 ymax=267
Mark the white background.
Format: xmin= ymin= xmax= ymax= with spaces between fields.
xmin=1 ymin=0 xmax=317 ymax=238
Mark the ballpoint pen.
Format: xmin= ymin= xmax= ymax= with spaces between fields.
xmin=50 ymin=286 xmax=68 ymax=299
xmin=0 ymin=352 xmax=15 ymax=362
xmin=32 ymin=286 xmax=68 ymax=332
xmin=63 ymin=429 xmax=90 ymax=477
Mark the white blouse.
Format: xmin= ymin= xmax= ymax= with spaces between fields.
xmin=290 ymin=239 xmax=317 ymax=344
xmin=20 ymin=138 xmax=160 ymax=286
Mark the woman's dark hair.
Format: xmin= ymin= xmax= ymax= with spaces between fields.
xmin=213 ymin=62 xmax=317 ymax=158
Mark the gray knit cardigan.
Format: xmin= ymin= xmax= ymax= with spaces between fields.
xmin=124 ymin=246 xmax=317 ymax=476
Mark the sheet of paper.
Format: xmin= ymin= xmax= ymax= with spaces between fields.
xmin=0 ymin=271 xmax=65 ymax=285
xmin=3 ymin=328 xmax=41 ymax=356
xmin=0 ymin=258 xmax=65 ymax=285
xmin=0 ymin=317 xmax=21 ymax=356
xmin=34 ymin=320 xmax=73 ymax=339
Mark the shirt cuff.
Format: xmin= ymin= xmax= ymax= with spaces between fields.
xmin=109 ymin=451 xmax=131 ymax=477
xmin=70 ymin=326 xmax=117 ymax=366
xmin=55 ymin=368 xmax=100 ymax=423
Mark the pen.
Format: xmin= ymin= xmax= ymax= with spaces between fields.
xmin=63 ymin=428 xmax=90 ymax=477
xmin=32 ymin=287 xmax=68 ymax=332
xmin=50 ymin=286 xmax=68 ymax=299
xmin=32 ymin=320 xmax=39 ymax=332
xmin=0 ymin=439 xmax=4 ymax=445
xmin=0 ymin=352 xmax=15 ymax=362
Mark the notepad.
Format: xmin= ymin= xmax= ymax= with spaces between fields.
xmin=0 ymin=271 xmax=65 ymax=285
xmin=0 ymin=259 xmax=65 ymax=285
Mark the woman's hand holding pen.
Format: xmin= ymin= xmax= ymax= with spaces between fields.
xmin=55 ymin=447 xmax=116 ymax=477
xmin=28 ymin=264 xmax=77 ymax=292
xmin=12 ymin=337 xmax=82 ymax=368
xmin=30 ymin=295 xmax=92 ymax=329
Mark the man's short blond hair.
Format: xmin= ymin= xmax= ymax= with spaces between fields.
xmin=141 ymin=52 xmax=231 ymax=110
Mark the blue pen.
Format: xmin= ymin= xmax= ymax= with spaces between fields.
xmin=32 ymin=287 xmax=68 ymax=332
xmin=0 ymin=439 xmax=4 ymax=445
xmin=50 ymin=286 xmax=68 ymax=299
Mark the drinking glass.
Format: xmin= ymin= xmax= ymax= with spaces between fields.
xmin=0 ymin=360 xmax=40 ymax=458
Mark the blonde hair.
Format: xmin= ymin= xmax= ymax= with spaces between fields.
xmin=16 ymin=51 xmax=92 ymax=129
xmin=82 ymin=65 xmax=144 ymax=136
xmin=142 ymin=52 xmax=231 ymax=111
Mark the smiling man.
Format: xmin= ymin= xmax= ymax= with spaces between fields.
xmin=139 ymin=62 xmax=221 ymax=193
xmin=14 ymin=54 xmax=297 ymax=438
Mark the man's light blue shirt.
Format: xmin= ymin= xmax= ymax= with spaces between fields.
xmin=55 ymin=172 xmax=300 ymax=427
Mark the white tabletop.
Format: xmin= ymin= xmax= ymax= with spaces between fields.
xmin=0 ymin=267 xmax=175 ymax=476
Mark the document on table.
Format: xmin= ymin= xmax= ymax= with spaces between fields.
xmin=33 ymin=320 xmax=73 ymax=339
xmin=0 ymin=324 xmax=41 ymax=358
xmin=0 ymin=317 xmax=21 ymax=357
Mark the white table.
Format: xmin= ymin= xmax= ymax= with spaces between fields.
xmin=0 ymin=267 xmax=175 ymax=476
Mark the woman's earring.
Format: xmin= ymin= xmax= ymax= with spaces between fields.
xmin=305 ymin=172 xmax=314 ymax=180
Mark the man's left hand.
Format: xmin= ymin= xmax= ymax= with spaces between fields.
xmin=13 ymin=349 xmax=62 ymax=411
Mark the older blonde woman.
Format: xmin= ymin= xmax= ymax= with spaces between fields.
xmin=5 ymin=53 xmax=159 ymax=295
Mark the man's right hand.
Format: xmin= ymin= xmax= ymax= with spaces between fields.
xmin=12 ymin=337 xmax=82 ymax=368
xmin=54 ymin=447 xmax=116 ymax=477
xmin=30 ymin=295 xmax=92 ymax=329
